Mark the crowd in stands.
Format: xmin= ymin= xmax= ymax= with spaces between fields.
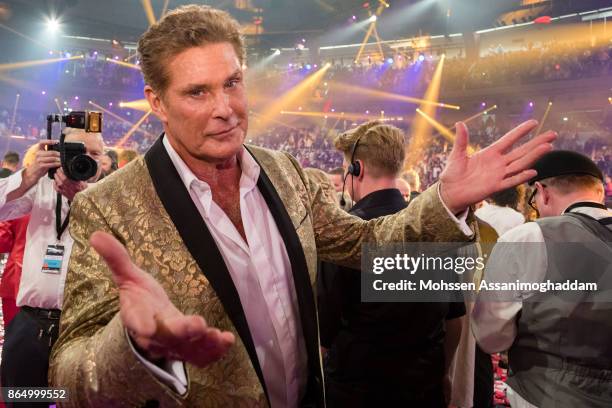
xmin=444 ymin=40 xmax=612 ymax=90
xmin=1 ymin=106 xmax=609 ymax=193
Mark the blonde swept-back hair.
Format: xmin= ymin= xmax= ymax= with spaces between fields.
xmin=137 ymin=4 xmax=245 ymax=96
xmin=334 ymin=120 xmax=406 ymax=177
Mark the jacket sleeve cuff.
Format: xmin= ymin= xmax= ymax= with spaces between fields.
xmin=126 ymin=328 xmax=188 ymax=395
xmin=437 ymin=184 xmax=474 ymax=237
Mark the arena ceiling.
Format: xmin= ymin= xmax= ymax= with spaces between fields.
xmin=1 ymin=0 xmax=610 ymax=51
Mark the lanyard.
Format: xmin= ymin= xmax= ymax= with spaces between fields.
xmin=55 ymin=193 xmax=71 ymax=241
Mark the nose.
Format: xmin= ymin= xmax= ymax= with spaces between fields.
xmin=212 ymin=90 xmax=233 ymax=121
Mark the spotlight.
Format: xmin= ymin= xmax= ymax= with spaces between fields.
xmin=529 ymin=101 xmax=534 ymax=108
xmin=418 ymin=54 xmax=425 ymax=62
xmin=563 ymin=117 xmax=568 ymax=122
xmin=305 ymin=64 xmax=312 ymax=70
xmin=481 ymin=102 xmax=486 ymax=107
xmin=273 ymin=49 xmax=281 ymax=56
xmin=46 ymin=17 xmax=60 ymax=33
xmin=386 ymin=57 xmax=394 ymax=64
xmin=41 ymin=91 xmax=46 ymax=95
xmin=369 ymin=15 xmax=377 ymax=23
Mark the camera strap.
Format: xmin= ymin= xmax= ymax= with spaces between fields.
xmin=55 ymin=193 xmax=71 ymax=241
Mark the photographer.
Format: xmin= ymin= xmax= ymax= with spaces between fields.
xmin=0 ymin=127 xmax=103 ymax=407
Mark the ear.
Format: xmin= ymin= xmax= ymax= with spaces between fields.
xmin=356 ymin=160 xmax=365 ymax=181
xmin=144 ymin=85 xmax=168 ymax=124
xmin=539 ymin=182 xmax=551 ymax=205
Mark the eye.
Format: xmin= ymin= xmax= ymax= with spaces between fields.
xmin=226 ymin=77 xmax=241 ymax=88
xmin=188 ymin=88 xmax=207 ymax=97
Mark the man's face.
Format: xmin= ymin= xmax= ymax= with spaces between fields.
xmin=145 ymin=42 xmax=248 ymax=165
xmin=100 ymin=154 xmax=113 ymax=173
xmin=64 ymin=132 xmax=104 ymax=182
xmin=328 ymin=174 xmax=344 ymax=193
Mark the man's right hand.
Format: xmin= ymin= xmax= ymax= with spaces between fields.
xmin=6 ymin=140 xmax=61 ymax=202
xmin=90 ymin=231 xmax=235 ymax=367
xmin=23 ymin=140 xmax=61 ymax=184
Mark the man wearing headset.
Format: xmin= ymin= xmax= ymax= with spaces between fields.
xmin=317 ymin=121 xmax=464 ymax=407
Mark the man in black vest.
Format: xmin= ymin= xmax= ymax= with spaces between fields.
xmin=318 ymin=121 xmax=464 ymax=407
xmin=472 ymin=150 xmax=612 ymax=408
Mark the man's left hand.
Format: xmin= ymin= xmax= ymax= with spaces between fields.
xmin=54 ymin=168 xmax=88 ymax=201
xmin=439 ymin=120 xmax=556 ymax=214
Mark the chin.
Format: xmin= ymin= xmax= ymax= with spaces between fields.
xmin=198 ymin=141 xmax=243 ymax=163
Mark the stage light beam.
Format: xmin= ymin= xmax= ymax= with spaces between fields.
xmin=117 ymin=99 xmax=150 ymax=112
xmin=140 ymin=0 xmax=156 ymax=26
xmin=329 ymin=81 xmax=460 ymax=110
xmin=116 ymin=110 xmax=152 ymax=147
xmin=0 ymin=55 xmax=83 ymax=72
xmin=406 ymin=55 xmax=446 ymax=169
xmin=253 ymin=63 xmax=332 ymax=134
xmin=535 ymin=101 xmax=553 ymax=136
xmin=88 ymin=101 xmax=156 ymax=139
xmin=105 ymin=58 xmax=141 ymax=70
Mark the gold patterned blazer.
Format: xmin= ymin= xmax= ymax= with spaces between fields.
xmin=49 ymin=135 xmax=475 ymax=407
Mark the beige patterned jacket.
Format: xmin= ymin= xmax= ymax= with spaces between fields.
xmin=49 ymin=140 xmax=475 ymax=407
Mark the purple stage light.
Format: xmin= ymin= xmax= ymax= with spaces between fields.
xmin=529 ymin=101 xmax=534 ymax=107
xmin=481 ymin=102 xmax=486 ymax=107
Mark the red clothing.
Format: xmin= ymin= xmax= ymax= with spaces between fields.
xmin=1 ymin=297 xmax=18 ymax=327
xmin=0 ymin=215 xmax=30 ymax=299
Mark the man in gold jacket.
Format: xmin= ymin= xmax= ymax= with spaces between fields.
xmin=49 ymin=5 xmax=556 ymax=408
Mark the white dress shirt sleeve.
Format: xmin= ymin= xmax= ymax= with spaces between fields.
xmin=125 ymin=329 xmax=188 ymax=395
xmin=471 ymin=222 xmax=547 ymax=353
xmin=0 ymin=169 xmax=36 ymax=221
xmin=437 ymin=184 xmax=473 ymax=237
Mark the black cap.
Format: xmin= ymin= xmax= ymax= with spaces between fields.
xmin=528 ymin=150 xmax=604 ymax=185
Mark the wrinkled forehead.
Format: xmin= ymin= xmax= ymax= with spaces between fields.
xmin=165 ymin=43 xmax=242 ymax=89
xmin=64 ymin=128 xmax=104 ymax=147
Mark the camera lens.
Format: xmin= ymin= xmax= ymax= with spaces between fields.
xmin=68 ymin=155 xmax=97 ymax=181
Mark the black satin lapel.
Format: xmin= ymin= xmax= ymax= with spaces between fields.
xmin=246 ymin=148 xmax=324 ymax=406
xmin=144 ymin=135 xmax=269 ymax=403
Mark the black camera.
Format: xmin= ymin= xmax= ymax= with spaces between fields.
xmin=46 ymin=111 xmax=102 ymax=181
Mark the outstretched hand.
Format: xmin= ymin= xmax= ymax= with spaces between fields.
xmin=90 ymin=231 xmax=235 ymax=367
xmin=439 ymin=120 xmax=556 ymax=214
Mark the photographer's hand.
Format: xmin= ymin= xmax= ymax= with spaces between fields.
xmin=90 ymin=231 xmax=235 ymax=367
xmin=7 ymin=140 xmax=61 ymax=202
xmin=54 ymin=168 xmax=88 ymax=201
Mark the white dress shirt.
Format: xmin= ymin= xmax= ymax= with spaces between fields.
xmin=471 ymin=203 xmax=612 ymax=408
xmin=475 ymin=202 xmax=525 ymax=236
xmin=0 ymin=170 xmax=72 ymax=310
